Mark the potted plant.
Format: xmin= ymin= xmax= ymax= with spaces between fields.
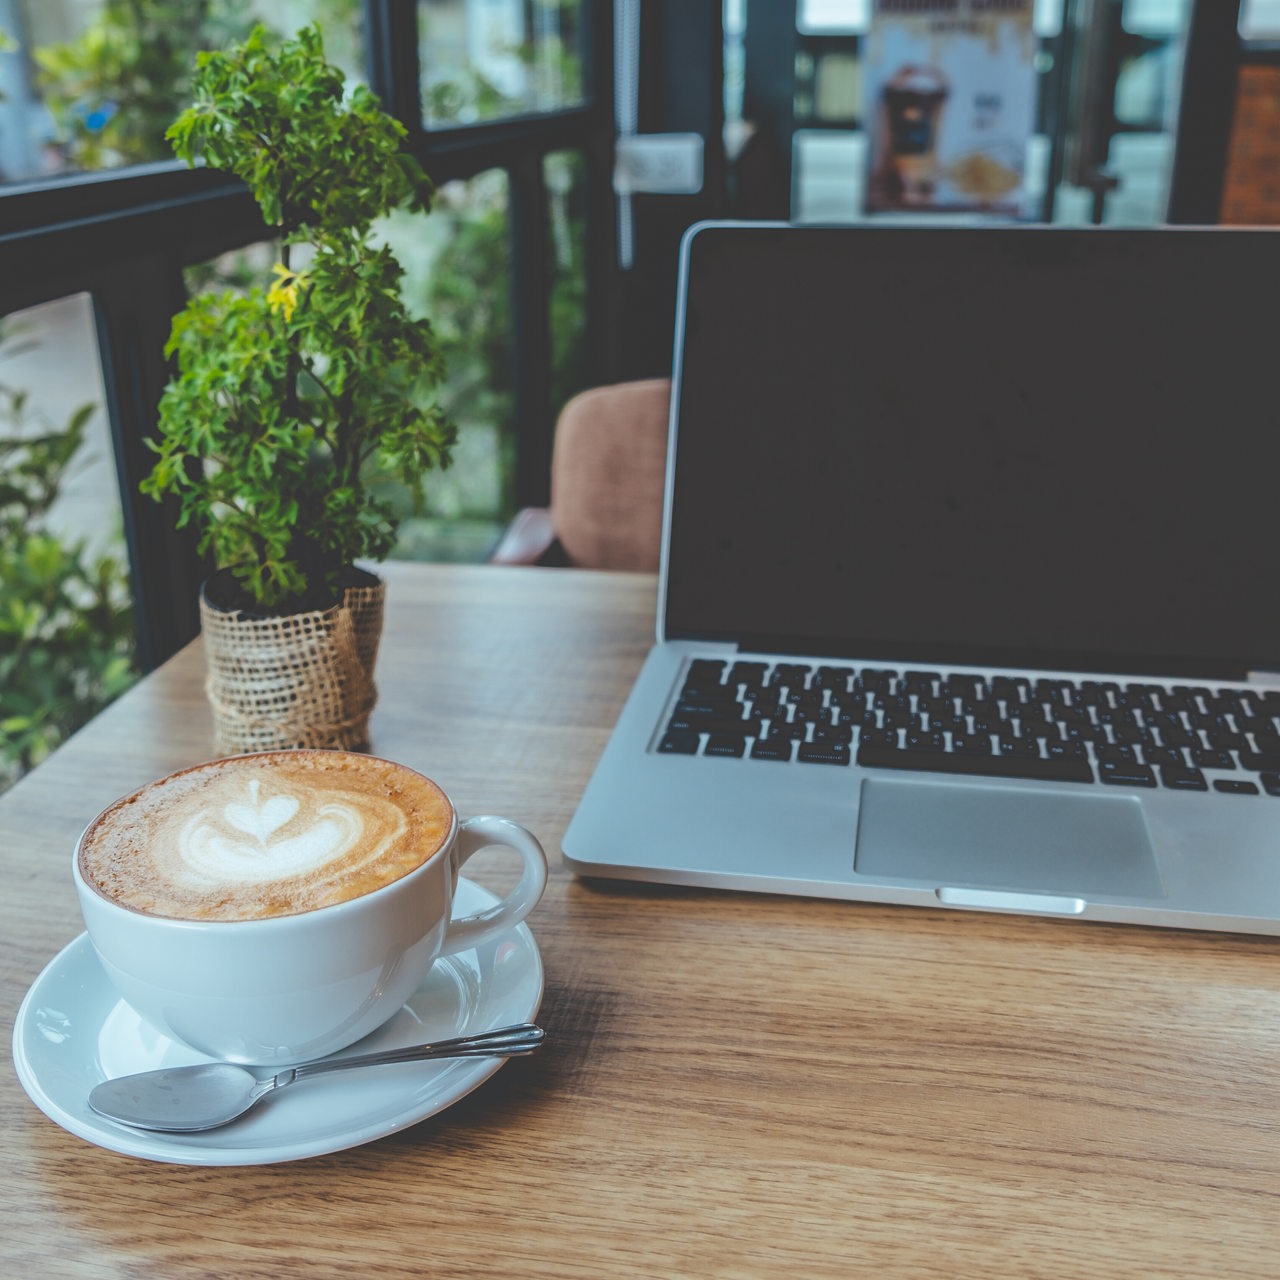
xmin=141 ymin=24 xmax=456 ymax=754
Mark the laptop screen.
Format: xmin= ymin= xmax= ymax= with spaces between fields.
xmin=662 ymin=224 xmax=1280 ymax=680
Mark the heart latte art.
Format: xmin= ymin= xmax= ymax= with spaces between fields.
xmin=79 ymin=752 xmax=453 ymax=921
xmin=182 ymin=778 xmax=376 ymax=886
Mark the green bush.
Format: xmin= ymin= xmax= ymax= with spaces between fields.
xmin=0 ymin=331 xmax=136 ymax=791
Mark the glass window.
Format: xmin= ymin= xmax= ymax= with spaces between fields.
xmin=0 ymin=294 xmax=137 ymax=792
xmin=0 ymin=1 xmax=363 ymax=187
xmin=1241 ymin=0 xmax=1280 ymax=38
xmin=420 ymin=0 xmax=583 ymax=127
xmin=545 ymin=148 xmax=588 ymax=419
xmin=381 ymin=168 xmax=515 ymax=562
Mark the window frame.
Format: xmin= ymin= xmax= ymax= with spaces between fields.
xmin=0 ymin=0 xmax=617 ymax=669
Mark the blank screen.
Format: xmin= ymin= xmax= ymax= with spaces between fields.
xmin=663 ymin=224 xmax=1280 ymax=679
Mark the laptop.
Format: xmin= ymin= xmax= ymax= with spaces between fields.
xmin=562 ymin=221 xmax=1280 ymax=934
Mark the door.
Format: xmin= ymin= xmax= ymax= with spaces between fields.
xmin=603 ymin=1 xmax=727 ymax=382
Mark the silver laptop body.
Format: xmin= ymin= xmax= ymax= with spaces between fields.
xmin=562 ymin=222 xmax=1280 ymax=934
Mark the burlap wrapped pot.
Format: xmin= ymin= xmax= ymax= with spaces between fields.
xmin=199 ymin=572 xmax=385 ymax=755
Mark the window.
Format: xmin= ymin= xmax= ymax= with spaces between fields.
xmin=420 ymin=0 xmax=584 ymax=126
xmin=0 ymin=1 xmax=362 ymax=187
xmin=385 ymin=168 xmax=516 ymax=562
xmin=1 ymin=2 xmax=608 ymax=666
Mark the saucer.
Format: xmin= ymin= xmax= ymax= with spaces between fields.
xmin=12 ymin=878 xmax=543 ymax=1166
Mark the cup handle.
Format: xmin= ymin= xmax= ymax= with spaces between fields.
xmin=440 ymin=815 xmax=549 ymax=956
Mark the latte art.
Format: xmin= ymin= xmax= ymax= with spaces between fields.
xmin=79 ymin=752 xmax=453 ymax=921
xmin=177 ymin=777 xmax=404 ymax=887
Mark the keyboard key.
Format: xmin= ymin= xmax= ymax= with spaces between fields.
xmin=1213 ymin=778 xmax=1259 ymax=795
xmin=1191 ymin=747 xmax=1235 ymax=770
xmin=669 ymin=705 xmax=761 ymax=736
xmin=704 ymin=734 xmax=746 ymax=758
xmin=1260 ymin=772 xmax=1280 ymax=796
xmin=764 ymin=719 xmax=807 ymax=741
xmin=901 ymin=671 xmax=942 ymax=695
xmin=1206 ymin=693 xmax=1246 ymax=717
xmin=814 ymin=665 xmax=854 ymax=691
xmin=1238 ymin=750 xmax=1280 ymax=773
xmin=797 ymin=742 xmax=851 ymax=766
xmin=856 ymin=742 xmax=1093 ymax=783
xmin=750 ymin=739 xmax=793 ymax=762
xmin=1110 ymin=723 xmax=1156 ymax=747
xmin=672 ymin=696 xmax=737 ymax=717
xmin=684 ymin=659 xmax=726 ymax=682
xmin=658 ymin=731 xmax=700 ymax=755
xmin=1099 ymin=761 xmax=1157 ymax=788
xmin=1160 ymin=765 xmax=1207 ymax=791
xmin=943 ymin=674 xmax=985 ymax=700
xmin=990 ymin=675 xmax=1031 ymax=703
xmin=768 ymin=663 xmax=812 ymax=689
xmin=1156 ymin=724 xmax=1196 ymax=749
xmin=854 ymin=669 xmax=897 ymax=693
xmin=811 ymin=723 xmax=854 ymax=746
xmin=728 ymin=661 xmax=768 ymax=688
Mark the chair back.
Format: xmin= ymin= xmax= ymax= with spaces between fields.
xmin=549 ymin=378 xmax=670 ymax=572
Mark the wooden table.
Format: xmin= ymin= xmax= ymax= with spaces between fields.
xmin=4 ymin=562 xmax=1279 ymax=1278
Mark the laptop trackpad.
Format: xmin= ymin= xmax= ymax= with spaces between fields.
xmin=854 ymin=777 xmax=1164 ymax=899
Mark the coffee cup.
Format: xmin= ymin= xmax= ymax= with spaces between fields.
xmin=73 ymin=749 xmax=548 ymax=1065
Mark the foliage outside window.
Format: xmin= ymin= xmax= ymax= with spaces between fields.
xmin=2 ymin=0 xmax=362 ymax=183
xmin=420 ymin=0 xmax=583 ymax=127
xmin=379 ymin=149 xmax=588 ymax=562
xmin=31 ymin=1 xmax=258 ymax=173
xmin=0 ymin=323 xmax=136 ymax=794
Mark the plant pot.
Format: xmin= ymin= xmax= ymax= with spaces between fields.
xmin=198 ymin=568 xmax=385 ymax=755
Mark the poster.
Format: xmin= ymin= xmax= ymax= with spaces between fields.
xmin=864 ymin=0 xmax=1037 ymax=216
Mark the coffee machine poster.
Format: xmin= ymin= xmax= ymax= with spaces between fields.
xmin=864 ymin=0 xmax=1037 ymax=216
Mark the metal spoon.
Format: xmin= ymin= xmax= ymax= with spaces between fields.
xmin=88 ymin=1022 xmax=545 ymax=1133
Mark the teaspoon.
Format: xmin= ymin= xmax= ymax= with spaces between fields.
xmin=88 ymin=1022 xmax=545 ymax=1132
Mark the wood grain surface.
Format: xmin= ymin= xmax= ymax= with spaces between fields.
xmin=3 ymin=562 xmax=1278 ymax=1279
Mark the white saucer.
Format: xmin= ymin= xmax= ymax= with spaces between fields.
xmin=12 ymin=878 xmax=544 ymax=1166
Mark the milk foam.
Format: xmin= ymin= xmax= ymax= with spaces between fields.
xmin=178 ymin=778 xmax=382 ymax=886
xmin=80 ymin=753 xmax=453 ymax=921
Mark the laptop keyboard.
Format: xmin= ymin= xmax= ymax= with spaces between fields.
xmin=656 ymin=659 xmax=1280 ymax=796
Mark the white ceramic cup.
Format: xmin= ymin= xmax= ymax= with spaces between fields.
xmin=73 ymin=753 xmax=548 ymax=1066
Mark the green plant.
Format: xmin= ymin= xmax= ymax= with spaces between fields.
xmin=0 ymin=330 xmax=136 ymax=790
xmin=141 ymin=24 xmax=456 ymax=610
xmin=32 ymin=0 xmax=259 ymax=170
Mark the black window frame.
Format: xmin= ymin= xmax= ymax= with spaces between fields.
xmin=0 ymin=0 xmax=618 ymax=670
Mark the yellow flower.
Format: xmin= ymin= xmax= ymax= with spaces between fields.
xmin=267 ymin=263 xmax=309 ymax=322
